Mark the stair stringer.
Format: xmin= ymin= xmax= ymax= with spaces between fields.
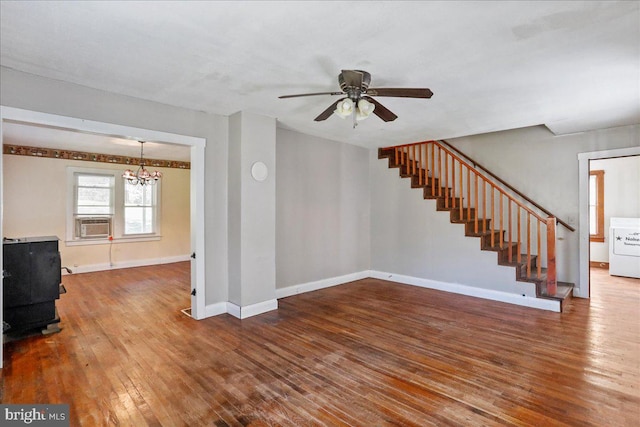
xmin=369 ymin=150 xmax=560 ymax=311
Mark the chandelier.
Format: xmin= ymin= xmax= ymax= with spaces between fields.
xmin=122 ymin=141 xmax=162 ymax=186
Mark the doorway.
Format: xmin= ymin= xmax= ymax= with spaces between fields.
xmin=589 ymin=156 xmax=640 ymax=295
xmin=0 ymin=106 xmax=206 ymax=368
xmin=578 ymin=146 xmax=640 ymax=298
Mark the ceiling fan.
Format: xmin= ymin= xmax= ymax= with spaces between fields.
xmin=279 ymin=70 xmax=433 ymax=128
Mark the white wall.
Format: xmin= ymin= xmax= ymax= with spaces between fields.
xmin=276 ymin=128 xmax=370 ymax=289
xmin=446 ymin=124 xmax=640 ymax=289
xmin=369 ymin=150 xmax=533 ymax=296
xmin=0 ymin=66 xmax=229 ymax=305
xmin=228 ymin=112 xmax=277 ymax=308
xmin=590 ymin=155 xmax=640 ymax=263
xmin=228 ymin=113 xmax=242 ymax=304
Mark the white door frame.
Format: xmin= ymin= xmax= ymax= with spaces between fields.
xmin=577 ymin=145 xmax=640 ymax=298
xmin=0 ymin=106 xmax=207 ymax=368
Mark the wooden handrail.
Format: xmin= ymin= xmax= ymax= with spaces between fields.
xmin=435 ymin=141 xmax=546 ymax=222
xmin=439 ymin=139 xmax=574 ymax=232
xmin=383 ymin=139 xmax=575 ymax=232
xmin=387 ymin=141 xmax=546 ymax=222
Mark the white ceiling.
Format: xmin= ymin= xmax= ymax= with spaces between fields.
xmin=1 ymin=1 xmax=639 ymax=156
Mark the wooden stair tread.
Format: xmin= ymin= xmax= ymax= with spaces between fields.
xmin=451 ymin=212 xmax=478 ymax=223
xmin=482 ymin=241 xmax=515 ymax=249
xmin=518 ymin=270 xmax=547 ymax=284
xmin=539 ymin=282 xmax=573 ymax=298
xmin=482 ymin=230 xmax=505 ymax=236
xmin=498 ymin=254 xmax=538 ymax=267
xmin=538 ymin=282 xmax=574 ymax=314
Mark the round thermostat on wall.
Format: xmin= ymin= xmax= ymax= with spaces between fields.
xmin=251 ymin=161 xmax=268 ymax=182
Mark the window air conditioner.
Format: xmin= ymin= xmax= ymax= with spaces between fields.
xmin=76 ymin=217 xmax=111 ymax=239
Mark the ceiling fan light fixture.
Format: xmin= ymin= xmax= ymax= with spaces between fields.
xmin=334 ymin=98 xmax=354 ymax=118
xmin=356 ymin=98 xmax=375 ymax=121
xmin=281 ymin=69 xmax=430 ymax=124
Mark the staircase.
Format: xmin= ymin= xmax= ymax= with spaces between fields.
xmin=378 ymin=140 xmax=574 ymax=311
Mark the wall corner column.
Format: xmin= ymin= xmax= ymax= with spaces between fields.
xmin=228 ymin=111 xmax=277 ymax=318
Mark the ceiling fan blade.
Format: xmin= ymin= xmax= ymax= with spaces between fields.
xmin=366 ymin=88 xmax=434 ymax=98
xmin=314 ymin=98 xmax=346 ymax=121
xmin=279 ymin=91 xmax=344 ymax=99
xmin=362 ymin=96 xmax=398 ymax=122
xmin=340 ymin=70 xmax=364 ymax=88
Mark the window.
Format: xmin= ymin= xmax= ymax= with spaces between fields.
xmin=75 ymin=173 xmax=114 ymax=216
xmin=589 ymin=170 xmax=604 ymax=242
xmin=124 ymin=183 xmax=156 ymax=235
xmin=67 ymin=167 xmax=161 ymax=244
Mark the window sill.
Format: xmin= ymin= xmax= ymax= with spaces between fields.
xmin=65 ymin=235 xmax=161 ymax=246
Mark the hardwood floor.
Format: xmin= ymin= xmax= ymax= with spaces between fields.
xmin=2 ymin=263 xmax=639 ymax=426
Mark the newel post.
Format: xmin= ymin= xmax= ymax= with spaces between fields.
xmin=546 ymin=217 xmax=557 ymax=295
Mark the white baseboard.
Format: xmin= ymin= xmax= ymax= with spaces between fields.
xmin=572 ymin=286 xmax=588 ymax=298
xmin=226 ymin=299 xmax=278 ymax=319
xmin=64 ymin=254 xmax=190 ymax=275
xmin=276 ymin=270 xmax=370 ymax=299
xmin=368 ymin=270 xmax=561 ymax=312
xmin=200 ymin=270 xmax=369 ymax=321
xmin=204 ymin=302 xmax=228 ymax=318
xmin=170 ymin=268 xmax=563 ymax=322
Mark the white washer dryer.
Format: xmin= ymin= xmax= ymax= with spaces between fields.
xmin=609 ymin=217 xmax=640 ymax=278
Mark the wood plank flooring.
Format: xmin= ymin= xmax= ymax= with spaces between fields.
xmin=1 ymin=263 xmax=639 ymax=426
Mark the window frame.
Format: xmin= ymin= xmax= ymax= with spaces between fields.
xmin=66 ymin=166 xmax=161 ymax=245
xmin=589 ymin=169 xmax=605 ymax=243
